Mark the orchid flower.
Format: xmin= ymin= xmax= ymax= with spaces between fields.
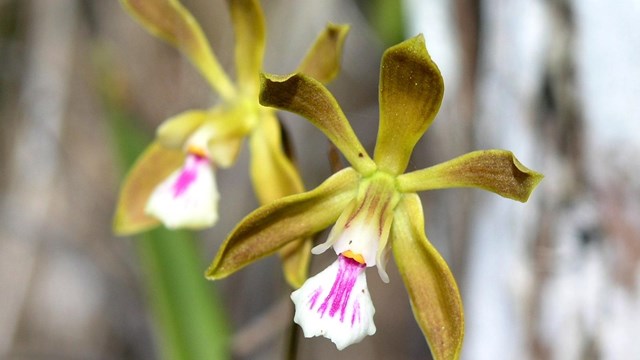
xmin=206 ymin=35 xmax=543 ymax=358
xmin=113 ymin=0 xmax=349 ymax=287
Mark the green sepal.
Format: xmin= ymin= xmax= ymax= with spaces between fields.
xmin=206 ymin=167 xmax=360 ymax=280
xmin=297 ymin=23 xmax=350 ymax=84
xmin=120 ymin=0 xmax=235 ymax=99
xmin=397 ymin=150 xmax=543 ymax=202
xmin=259 ymin=72 xmax=376 ymax=175
xmin=392 ymin=193 xmax=464 ymax=360
xmin=374 ymin=34 xmax=444 ymax=175
xmin=113 ymin=142 xmax=184 ymax=235
xmin=229 ymin=0 xmax=265 ymax=95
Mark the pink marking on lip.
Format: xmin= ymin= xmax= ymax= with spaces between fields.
xmin=308 ymin=287 xmax=322 ymax=309
xmin=351 ymin=300 xmax=360 ymax=326
xmin=316 ymin=255 xmax=365 ymax=322
xmin=172 ymin=154 xmax=207 ymax=198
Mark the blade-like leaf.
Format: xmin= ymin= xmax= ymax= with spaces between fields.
xmin=397 ymin=150 xmax=544 ymax=202
xmin=121 ymin=0 xmax=235 ymax=99
xmin=206 ymin=167 xmax=360 ymax=280
xmin=259 ymin=73 xmax=376 ymax=175
xmin=297 ymin=23 xmax=350 ymax=84
xmin=374 ymin=34 xmax=444 ymax=175
xmin=391 ymin=193 xmax=464 ymax=360
xmin=229 ymin=0 xmax=265 ymax=94
xmin=113 ymin=142 xmax=184 ymax=235
xmin=137 ymin=229 xmax=231 ymax=360
xmin=249 ymin=111 xmax=310 ymax=288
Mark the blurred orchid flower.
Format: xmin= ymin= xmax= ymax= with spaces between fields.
xmin=206 ymin=35 xmax=543 ymax=357
xmin=113 ymin=0 xmax=349 ymax=287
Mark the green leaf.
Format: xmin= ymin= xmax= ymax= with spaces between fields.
xmin=397 ymin=150 xmax=544 ymax=202
xmin=374 ymin=34 xmax=444 ymax=175
xmin=206 ymin=167 xmax=360 ymax=280
xmin=113 ymin=142 xmax=183 ymax=235
xmin=391 ymin=194 xmax=464 ymax=360
xmin=120 ymin=0 xmax=235 ymax=99
xmin=137 ymin=229 xmax=231 ymax=360
xmin=297 ymin=23 xmax=350 ymax=84
xmin=259 ymin=72 xmax=376 ymax=175
xmin=229 ymin=0 xmax=265 ymax=94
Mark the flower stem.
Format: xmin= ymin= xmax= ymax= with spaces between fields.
xmin=286 ymin=314 xmax=300 ymax=360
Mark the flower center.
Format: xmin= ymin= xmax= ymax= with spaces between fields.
xmin=341 ymin=250 xmax=365 ymax=265
xmin=187 ymin=144 xmax=208 ymax=158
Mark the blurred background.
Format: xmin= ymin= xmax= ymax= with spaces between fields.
xmin=1 ymin=0 xmax=640 ymax=359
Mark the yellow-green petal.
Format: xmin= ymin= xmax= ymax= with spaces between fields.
xmin=209 ymin=137 xmax=243 ymax=168
xmin=397 ymin=150 xmax=544 ymax=202
xmin=249 ymin=111 xmax=310 ymax=288
xmin=156 ymin=109 xmax=207 ymax=149
xmin=374 ymin=34 xmax=444 ymax=175
xmin=205 ymin=167 xmax=360 ymax=280
xmin=391 ymin=193 xmax=464 ymax=360
xmin=249 ymin=111 xmax=304 ymax=203
xmin=120 ymin=0 xmax=235 ymax=99
xmin=113 ymin=142 xmax=185 ymax=235
xmin=259 ymin=73 xmax=376 ymax=175
xmin=296 ymin=23 xmax=350 ymax=84
xmin=229 ymin=0 xmax=265 ymax=94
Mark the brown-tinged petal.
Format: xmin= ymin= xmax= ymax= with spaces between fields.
xmin=113 ymin=141 xmax=185 ymax=235
xmin=391 ymin=193 xmax=464 ymax=360
xmin=296 ymin=23 xmax=350 ymax=84
xmin=374 ymin=34 xmax=444 ymax=175
xmin=397 ymin=150 xmax=544 ymax=202
xmin=229 ymin=0 xmax=265 ymax=94
xmin=205 ymin=167 xmax=360 ymax=280
xmin=120 ymin=0 xmax=235 ymax=99
xmin=259 ymin=73 xmax=376 ymax=175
